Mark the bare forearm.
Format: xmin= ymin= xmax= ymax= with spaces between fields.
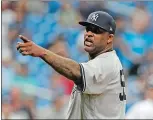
xmin=40 ymin=49 xmax=81 ymax=82
xmin=17 ymin=35 xmax=81 ymax=82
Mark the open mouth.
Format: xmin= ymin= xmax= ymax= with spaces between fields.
xmin=84 ymin=38 xmax=93 ymax=47
xmin=85 ymin=41 xmax=92 ymax=46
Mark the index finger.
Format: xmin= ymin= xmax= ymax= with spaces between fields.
xmin=19 ymin=35 xmax=30 ymax=43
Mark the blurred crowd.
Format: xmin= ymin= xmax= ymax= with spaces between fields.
xmin=2 ymin=0 xmax=153 ymax=119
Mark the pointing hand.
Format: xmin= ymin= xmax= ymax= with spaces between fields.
xmin=16 ymin=35 xmax=46 ymax=57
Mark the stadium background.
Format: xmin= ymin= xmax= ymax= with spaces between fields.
xmin=2 ymin=0 xmax=153 ymax=119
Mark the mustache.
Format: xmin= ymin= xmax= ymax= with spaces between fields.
xmin=84 ymin=36 xmax=93 ymax=42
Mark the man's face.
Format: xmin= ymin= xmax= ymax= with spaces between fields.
xmin=84 ymin=24 xmax=113 ymax=55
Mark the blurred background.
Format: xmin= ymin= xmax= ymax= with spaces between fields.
xmin=2 ymin=0 xmax=153 ymax=119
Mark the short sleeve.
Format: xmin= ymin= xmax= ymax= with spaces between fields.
xmin=78 ymin=57 xmax=117 ymax=94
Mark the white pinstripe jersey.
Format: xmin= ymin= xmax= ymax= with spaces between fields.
xmin=66 ymin=50 xmax=126 ymax=119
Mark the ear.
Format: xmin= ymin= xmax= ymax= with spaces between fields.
xmin=107 ymin=34 xmax=114 ymax=44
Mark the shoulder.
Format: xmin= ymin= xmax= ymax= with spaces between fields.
xmin=83 ymin=50 xmax=122 ymax=76
xmin=95 ymin=50 xmax=122 ymax=70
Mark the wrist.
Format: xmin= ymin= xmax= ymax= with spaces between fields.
xmin=39 ymin=47 xmax=48 ymax=58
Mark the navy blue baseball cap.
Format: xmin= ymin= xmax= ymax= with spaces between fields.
xmin=79 ymin=11 xmax=116 ymax=34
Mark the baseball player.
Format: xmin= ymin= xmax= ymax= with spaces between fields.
xmin=16 ymin=11 xmax=126 ymax=119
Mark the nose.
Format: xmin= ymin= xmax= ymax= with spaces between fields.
xmin=85 ymin=31 xmax=94 ymax=37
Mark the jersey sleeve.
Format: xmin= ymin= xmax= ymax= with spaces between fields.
xmin=77 ymin=57 xmax=117 ymax=94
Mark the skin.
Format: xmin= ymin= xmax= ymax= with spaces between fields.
xmin=84 ymin=29 xmax=114 ymax=59
xmin=16 ymin=26 xmax=114 ymax=82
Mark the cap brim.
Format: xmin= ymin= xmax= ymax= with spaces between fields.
xmin=79 ymin=21 xmax=100 ymax=28
xmin=79 ymin=21 xmax=108 ymax=32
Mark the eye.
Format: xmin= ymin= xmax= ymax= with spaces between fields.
xmin=85 ymin=26 xmax=93 ymax=32
xmin=85 ymin=25 xmax=106 ymax=34
xmin=96 ymin=28 xmax=106 ymax=34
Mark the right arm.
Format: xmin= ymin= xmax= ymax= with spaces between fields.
xmin=16 ymin=35 xmax=83 ymax=85
xmin=40 ymin=49 xmax=82 ymax=83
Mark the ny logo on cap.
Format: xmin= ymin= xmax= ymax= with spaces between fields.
xmin=90 ymin=13 xmax=99 ymax=21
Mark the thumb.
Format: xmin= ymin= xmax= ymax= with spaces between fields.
xmin=19 ymin=35 xmax=30 ymax=43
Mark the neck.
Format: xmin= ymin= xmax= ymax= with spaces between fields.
xmin=89 ymin=47 xmax=113 ymax=60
